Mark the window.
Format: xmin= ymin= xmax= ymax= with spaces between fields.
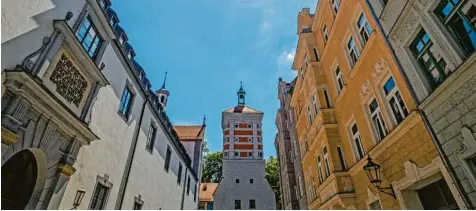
xmin=300 ymin=67 xmax=305 ymax=79
xmin=235 ymin=152 xmax=239 ymax=156
xmin=248 ymin=137 xmax=252 ymax=142
xmin=186 ymin=175 xmax=191 ymax=195
xmin=347 ymin=37 xmax=361 ymax=66
xmin=317 ymin=156 xmax=324 ymax=183
xmin=435 ymin=0 xmax=476 ymax=56
xmin=193 ymin=185 xmax=197 ymax=202
xmin=322 ymin=25 xmax=329 ymax=44
xmin=224 ymin=152 xmax=228 ymax=157
xmin=207 ymin=203 xmax=214 ymax=210
xmin=248 ymin=152 xmax=252 ymax=156
xmin=90 ymin=183 xmax=109 ymax=210
xmin=146 ymin=124 xmax=157 ymax=152
xmin=351 ymin=123 xmax=365 ymax=160
xmin=369 ymin=201 xmax=382 ymax=210
xmin=304 ymin=55 xmax=309 ymax=69
xmin=298 ymin=176 xmax=304 ymax=196
xmin=337 ymin=146 xmax=347 ymax=171
xmin=236 ymin=179 xmax=240 ymax=183
xmin=323 ymin=147 xmax=331 ymax=177
xmin=234 ymin=137 xmax=239 ymax=142
xmin=235 ymin=200 xmax=241 ymax=209
xmin=76 ymin=17 xmax=103 ymax=59
xmin=307 ymin=105 xmax=313 ymax=125
xmin=335 ymin=66 xmax=345 ymax=93
xmin=133 ymin=201 xmax=143 ymax=210
xmin=313 ymin=48 xmax=320 ymax=61
xmin=324 ymin=89 xmax=331 ymax=108
xmin=369 ymin=99 xmax=388 ymax=142
xmin=417 ymin=179 xmax=458 ymax=209
xmin=199 ymin=203 xmax=205 ymax=210
xmin=247 ymin=124 xmax=252 ymax=128
xmin=250 ymin=179 xmax=254 ymax=184
xmin=235 ymin=124 xmax=239 ymax=128
xmin=331 ymin=0 xmax=341 ymax=14
xmin=164 ymin=146 xmax=172 ymax=172
xmin=177 ymin=162 xmax=183 ymax=184
xmin=410 ymin=30 xmax=449 ymax=88
xmin=357 ymin=13 xmax=372 ymax=45
xmin=109 ymin=17 xmax=117 ymax=28
xmin=312 ymin=93 xmax=319 ymax=115
xmin=258 ymin=152 xmax=263 ymax=157
xmin=127 ymin=51 xmax=133 ymax=60
xmin=119 ymin=86 xmax=134 ymax=117
xmin=249 ymin=200 xmax=256 ymax=209
xmin=383 ymin=77 xmax=409 ymax=124
xmin=98 ymin=0 xmax=107 ymax=9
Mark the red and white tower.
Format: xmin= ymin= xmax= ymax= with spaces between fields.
xmin=222 ymin=82 xmax=264 ymax=159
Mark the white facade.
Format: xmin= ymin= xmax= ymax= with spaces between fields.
xmin=2 ymin=0 xmax=200 ymax=210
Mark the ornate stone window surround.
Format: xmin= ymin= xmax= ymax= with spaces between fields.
xmin=88 ymin=174 xmax=113 ymax=210
xmin=392 ymin=157 xmax=467 ymax=209
xmin=455 ymin=127 xmax=476 ymax=190
xmin=361 ymin=94 xmax=389 ymax=145
xmin=345 ymin=116 xmax=366 ymax=164
xmin=375 ymin=72 xmax=409 ymax=130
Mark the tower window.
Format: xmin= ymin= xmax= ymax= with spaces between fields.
xmin=249 ymin=200 xmax=256 ymax=209
xmin=248 ymin=138 xmax=252 ymax=142
xmin=235 ymin=200 xmax=241 ymax=209
xmin=235 ymin=152 xmax=239 ymax=156
xmin=250 ymin=179 xmax=254 ymax=184
xmin=235 ymin=124 xmax=239 ymax=128
xmin=247 ymin=124 xmax=252 ymax=128
xmin=248 ymin=152 xmax=252 ymax=156
xmin=160 ymin=95 xmax=165 ymax=103
xmin=236 ymin=179 xmax=240 ymax=183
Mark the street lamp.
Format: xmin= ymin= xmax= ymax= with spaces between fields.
xmin=363 ymin=156 xmax=395 ymax=198
xmin=71 ymin=188 xmax=86 ymax=210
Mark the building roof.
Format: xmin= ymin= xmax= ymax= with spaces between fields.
xmin=173 ymin=125 xmax=205 ymax=140
xmin=223 ymin=105 xmax=263 ymax=114
xmin=199 ymin=183 xmax=218 ymax=202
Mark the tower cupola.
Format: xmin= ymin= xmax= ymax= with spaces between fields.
xmin=155 ymin=71 xmax=169 ymax=110
xmin=237 ymin=81 xmax=246 ymax=106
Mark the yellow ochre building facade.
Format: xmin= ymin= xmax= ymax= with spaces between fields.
xmin=290 ymin=0 xmax=467 ymax=209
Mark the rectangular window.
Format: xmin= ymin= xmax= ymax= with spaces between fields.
xmin=322 ymin=25 xmax=329 ymax=44
xmin=435 ymin=0 xmax=476 ymax=56
xmin=337 ymin=147 xmax=347 ymax=171
xmin=187 ymin=175 xmax=191 ymax=195
xmin=199 ymin=203 xmax=205 ymax=210
xmin=89 ymin=183 xmax=109 ymax=210
xmin=335 ymin=66 xmax=345 ymax=93
xmin=410 ymin=29 xmax=449 ymax=88
xmin=313 ymin=48 xmax=320 ymax=61
xmin=250 ymin=179 xmax=254 ymax=184
xmin=249 ymin=199 xmax=256 ymax=209
xmin=357 ymin=13 xmax=373 ymax=45
xmin=98 ymin=0 xmax=107 ymax=9
xmin=323 ymin=147 xmax=331 ymax=176
xmin=146 ymin=124 xmax=157 ymax=152
xmin=369 ymin=99 xmax=388 ymax=142
xmin=417 ymin=179 xmax=458 ymax=209
xmin=317 ymin=156 xmax=324 ymax=183
xmin=370 ymin=201 xmax=382 ymax=210
xmin=312 ymin=93 xmax=319 ymax=115
xmin=177 ymin=162 xmax=183 ymax=184
xmin=119 ymin=86 xmax=134 ymax=117
xmin=351 ymin=123 xmax=365 ymax=160
xmin=207 ymin=203 xmax=214 ymax=210
xmin=307 ymin=104 xmax=313 ymax=125
xmin=383 ymin=77 xmax=409 ymax=124
xmin=76 ymin=17 xmax=102 ymax=58
xmin=235 ymin=152 xmax=239 ymax=157
xmin=235 ymin=200 xmax=241 ymax=209
xmin=236 ymin=179 xmax=240 ymax=183
xmin=164 ymin=146 xmax=172 ymax=172
xmin=348 ymin=37 xmax=361 ymax=67
xmin=324 ymin=89 xmax=331 ymax=108
xmin=193 ymin=185 xmax=197 ymax=202
xmin=331 ymin=0 xmax=341 ymax=14
xmin=298 ymin=176 xmax=304 ymax=196
xmin=248 ymin=152 xmax=252 ymax=157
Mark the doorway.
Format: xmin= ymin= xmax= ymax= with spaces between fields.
xmin=2 ymin=150 xmax=38 ymax=209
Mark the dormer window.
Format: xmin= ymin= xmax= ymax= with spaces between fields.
xmin=160 ymin=96 xmax=165 ymax=103
xmin=119 ymin=34 xmax=125 ymax=45
xmin=109 ymin=17 xmax=117 ymax=28
xmin=98 ymin=0 xmax=108 ymax=9
xmin=127 ymin=51 xmax=133 ymax=60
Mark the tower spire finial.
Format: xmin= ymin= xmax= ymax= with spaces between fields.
xmin=237 ymin=81 xmax=245 ymax=106
xmin=161 ymin=71 xmax=168 ymax=89
xmin=203 ymin=115 xmax=206 ymax=126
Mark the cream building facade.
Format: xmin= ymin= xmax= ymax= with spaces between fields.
xmin=2 ymin=0 xmax=201 ymax=209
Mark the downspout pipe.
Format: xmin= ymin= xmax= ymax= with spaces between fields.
xmin=364 ymin=0 xmax=473 ymax=209
xmin=115 ymin=100 xmax=148 ymax=210
xmin=180 ymin=167 xmax=188 ymax=210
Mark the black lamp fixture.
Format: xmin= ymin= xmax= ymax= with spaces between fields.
xmin=363 ymin=156 xmax=395 ymax=198
xmin=71 ymin=188 xmax=86 ymax=210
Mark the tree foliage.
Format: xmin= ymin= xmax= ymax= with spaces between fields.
xmin=265 ymin=156 xmax=281 ymax=209
xmin=201 ymin=151 xmax=223 ymax=183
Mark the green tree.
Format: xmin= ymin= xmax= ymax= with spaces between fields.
xmin=265 ymin=156 xmax=281 ymax=209
xmin=201 ymin=151 xmax=223 ymax=183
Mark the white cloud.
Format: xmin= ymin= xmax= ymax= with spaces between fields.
xmin=277 ymin=49 xmax=296 ymax=69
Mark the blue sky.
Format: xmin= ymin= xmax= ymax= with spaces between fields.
xmin=113 ymin=0 xmax=317 ymax=157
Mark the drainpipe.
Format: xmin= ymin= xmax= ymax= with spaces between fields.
xmin=180 ymin=167 xmax=188 ymax=210
xmin=364 ymin=0 xmax=473 ymax=209
xmin=115 ymin=100 xmax=148 ymax=210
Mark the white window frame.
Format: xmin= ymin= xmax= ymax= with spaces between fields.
xmin=382 ymin=76 xmax=409 ymax=125
xmin=323 ymin=147 xmax=331 ymax=177
xmin=331 ymin=0 xmax=340 ymax=14
xmin=317 ymin=155 xmax=324 ymax=183
xmin=322 ymin=25 xmax=329 ymax=44
xmin=347 ymin=37 xmax=361 ymax=67
xmin=312 ymin=93 xmax=319 ymax=116
xmin=335 ymin=66 xmax=345 ymax=93
xmin=368 ymin=98 xmax=388 ymax=142
xmin=349 ymin=122 xmax=365 ymax=161
xmin=357 ymin=13 xmax=372 ymax=45
xmin=307 ymin=104 xmax=313 ymax=125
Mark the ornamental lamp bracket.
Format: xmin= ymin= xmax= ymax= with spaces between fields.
xmin=363 ymin=155 xmax=396 ymax=198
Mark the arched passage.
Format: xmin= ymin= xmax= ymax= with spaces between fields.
xmin=2 ymin=149 xmax=40 ymax=209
